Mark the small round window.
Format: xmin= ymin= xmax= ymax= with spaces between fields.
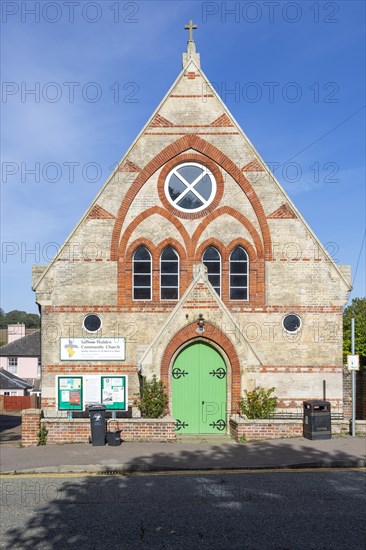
xmin=283 ymin=314 xmax=301 ymax=333
xmin=164 ymin=162 xmax=216 ymax=212
xmin=83 ymin=314 xmax=102 ymax=333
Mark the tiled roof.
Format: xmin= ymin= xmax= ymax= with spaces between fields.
xmin=0 ymin=368 xmax=33 ymax=390
xmin=0 ymin=331 xmax=40 ymax=357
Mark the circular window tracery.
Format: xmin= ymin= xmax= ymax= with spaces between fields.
xmin=164 ymin=162 xmax=216 ymax=213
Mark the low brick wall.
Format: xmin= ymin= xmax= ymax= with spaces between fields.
xmin=229 ymin=416 xmax=362 ymax=441
xmin=22 ymin=409 xmax=42 ymax=447
xmin=35 ymin=416 xmax=177 ymax=445
xmin=230 ymin=416 xmax=304 ymax=442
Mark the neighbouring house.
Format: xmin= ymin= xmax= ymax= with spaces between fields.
xmin=32 ymin=27 xmax=351 ymax=437
xmin=0 ymin=325 xmax=41 ymax=382
xmin=0 ymin=368 xmax=33 ymax=396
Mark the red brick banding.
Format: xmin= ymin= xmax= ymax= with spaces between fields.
xmin=42 ymin=305 xmax=343 ymax=314
xmin=161 ymin=322 xmax=241 ymax=414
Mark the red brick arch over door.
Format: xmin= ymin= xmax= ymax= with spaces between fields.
xmin=110 ymin=134 xmax=272 ymax=261
xmin=160 ymin=322 xmax=241 ymax=415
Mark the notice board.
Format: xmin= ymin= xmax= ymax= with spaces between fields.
xmin=101 ymin=376 xmax=128 ymax=411
xmin=57 ymin=377 xmax=83 ymax=410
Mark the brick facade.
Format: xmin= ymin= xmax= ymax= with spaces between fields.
xmin=31 ymin=41 xmax=351 ymax=443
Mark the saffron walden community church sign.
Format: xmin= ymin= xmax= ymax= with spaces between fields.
xmin=33 ymin=21 xmax=351 ymax=434
xmin=60 ymin=338 xmax=126 ymax=361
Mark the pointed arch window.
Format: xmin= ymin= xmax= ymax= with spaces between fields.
xmin=230 ymin=246 xmax=249 ymax=300
xmin=160 ymin=247 xmax=179 ymax=300
xmin=203 ymin=246 xmax=221 ymax=296
xmin=133 ymin=246 xmax=152 ymax=300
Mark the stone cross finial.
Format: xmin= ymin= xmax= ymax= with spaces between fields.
xmin=185 ymin=19 xmax=197 ymax=42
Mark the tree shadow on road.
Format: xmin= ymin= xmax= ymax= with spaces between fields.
xmin=2 ymin=439 xmax=366 ymax=549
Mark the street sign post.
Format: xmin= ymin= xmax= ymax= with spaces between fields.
xmin=347 ymin=354 xmax=360 ymax=371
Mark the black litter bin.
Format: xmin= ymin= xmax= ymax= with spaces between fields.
xmin=89 ymin=404 xmax=106 ymax=446
xmin=303 ymin=400 xmax=331 ymax=440
xmin=107 ymin=430 xmax=122 ymax=446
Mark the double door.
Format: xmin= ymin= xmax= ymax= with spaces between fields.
xmin=172 ymin=342 xmax=227 ymax=434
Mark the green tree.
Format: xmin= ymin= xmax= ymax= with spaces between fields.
xmin=343 ymin=298 xmax=366 ymax=369
xmin=0 ymin=310 xmax=40 ymax=328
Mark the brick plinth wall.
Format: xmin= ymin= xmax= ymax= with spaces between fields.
xmin=229 ymin=416 xmax=354 ymax=441
xmin=36 ymin=416 xmax=176 ymax=446
xmin=229 ymin=416 xmax=303 ymax=442
xmin=22 ymin=409 xmax=42 ymax=447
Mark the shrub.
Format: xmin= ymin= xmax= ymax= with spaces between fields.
xmin=135 ymin=375 xmax=168 ymax=418
xmin=239 ymin=386 xmax=278 ymax=419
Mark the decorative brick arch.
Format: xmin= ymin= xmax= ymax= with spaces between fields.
xmin=121 ymin=236 xmax=189 ymax=305
xmin=226 ymin=238 xmax=265 ymax=304
xmin=195 ymin=237 xmax=265 ymax=305
xmin=125 ymin=238 xmax=156 ymax=262
xmin=161 ymin=322 xmax=242 ymax=414
xmin=121 ymin=238 xmax=156 ymax=304
xmin=118 ymin=207 xmax=191 ymax=304
xmin=192 ymin=205 xmax=264 ymax=259
xmin=155 ymin=238 xmax=189 ymax=299
xmin=195 ymin=237 xmax=226 ymax=264
xmin=156 ymin=238 xmax=188 ymax=264
xmin=111 ymin=134 xmax=272 ymax=261
xmin=118 ymin=206 xmax=191 ymax=258
xmin=226 ymin=238 xmax=258 ymax=262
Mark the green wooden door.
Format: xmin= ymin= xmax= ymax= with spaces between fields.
xmin=172 ymin=342 xmax=227 ymax=434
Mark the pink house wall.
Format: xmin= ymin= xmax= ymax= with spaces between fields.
xmin=0 ymin=357 xmax=39 ymax=378
xmin=0 ymin=388 xmax=25 ymax=396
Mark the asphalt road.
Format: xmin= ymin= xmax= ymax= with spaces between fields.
xmin=1 ymin=470 xmax=365 ymax=549
xmin=0 ymin=412 xmax=21 ymax=446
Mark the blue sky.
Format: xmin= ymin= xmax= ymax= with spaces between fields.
xmin=1 ymin=0 xmax=365 ymax=314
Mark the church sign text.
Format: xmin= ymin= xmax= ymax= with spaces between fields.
xmin=60 ymin=338 xmax=126 ymax=361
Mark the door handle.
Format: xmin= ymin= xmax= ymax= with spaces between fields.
xmin=202 ymin=401 xmax=205 ymax=405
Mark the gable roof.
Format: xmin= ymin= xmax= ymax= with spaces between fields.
xmin=32 ymin=53 xmax=351 ymax=292
xmin=0 ymin=331 xmax=40 ymax=357
xmin=0 ymin=368 xmax=33 ymax=390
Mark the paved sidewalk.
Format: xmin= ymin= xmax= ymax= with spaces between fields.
xmin=1 ymin=435 xmax=365 ymax=474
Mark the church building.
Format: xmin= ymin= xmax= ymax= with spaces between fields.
xmin=32 ymin=23 xmax=351 ymax=437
